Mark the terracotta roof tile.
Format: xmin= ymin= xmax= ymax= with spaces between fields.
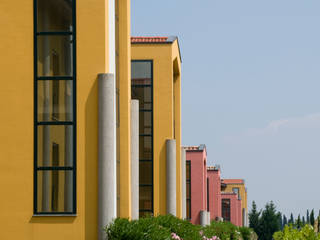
xmin=184 ymin=146 xmax=200 ymax=151
xmin=131 ymin=36 xmax=169 ymax=43
xmin=222 ymin=179 xmax=244 ymax=184
xmin=183 ymin=144 xmax=206 ymax=151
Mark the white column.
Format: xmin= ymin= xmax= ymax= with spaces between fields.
xmin=98 ymin=73 xmax=116 ymax=240
xmin=166 ymin=139 xmax=176 ymax=216
xmin=181 ymin=147 xmax=186 ymax=219
xmin=131 ymin=100 xmax=139 ymax=220
xmin=200 ymin=211 xmax=207 ymax=226
xmin=207 ymin=211 xmax=211 ymax=225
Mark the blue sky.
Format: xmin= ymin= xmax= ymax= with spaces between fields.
xmin=132 ymin=0 xmax=320 ymax=218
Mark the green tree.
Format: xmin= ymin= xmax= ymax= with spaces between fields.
xmin=258 ymin=201 xmax=281 ymax=240
xmin=283 ymin=215 xmax=288 ymax=227
xmin=296 ymin=215 xmax=301 ymax=229
xmin=289 ymin=213 xmax=294 ymax=224
xmin=249 ymin=201 xmax=261 ymax=235
xmin=307 ymin=210 xmax=310 ymax=224
xmin=278 ymin=212 xmax=283 ymax=230
xmin=302 ymin=216 xmax=305 ymax=226
xmin=310 ymin=209 xmax=315 ymax=227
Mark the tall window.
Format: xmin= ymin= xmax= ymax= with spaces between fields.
xmin=131 ymin=60 xmax=153 ymax=217
xmin=34 ymin=0 xmax=76 ymax=214
xmin=222 ymin=199 xmax=231 ymax=222
xmin=207 ymin=178 xmax=209 ymax=211
xmin=186 ymin=160 xmax=191 ymax=220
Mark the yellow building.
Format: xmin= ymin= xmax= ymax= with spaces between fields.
xmin=222 ymin=179 xmax=248 ymax=226
xmin=0 ymin=0 xmax=184 ymax=239
xmin=131 ymin=36 xmax=182 ymax=218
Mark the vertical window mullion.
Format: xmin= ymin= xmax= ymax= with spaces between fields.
xmin=33 ymin=0 xmax=39 ymax=214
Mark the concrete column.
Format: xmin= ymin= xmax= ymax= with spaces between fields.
xmin=207 ymin=211 xmax=211 ymax=225
xmin=130 ymin=100 xmax=139 ymax=220
xmin=166 ymin=139 xmax=176 ymax=216
xmin=98 ymin=73 xmax=116 ymax=240
xmin=181 ymin=147 xmax=186 ymax=219
xmin=200 ymin=211 xmax=207 ymax=226
xmin=41 ymin=13 xmax=51 ymax=212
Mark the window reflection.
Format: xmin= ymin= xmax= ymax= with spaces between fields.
xmin=37 ymin=0 xmax=73 ymax=32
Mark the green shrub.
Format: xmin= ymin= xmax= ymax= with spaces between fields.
xmin=105 ymin=215 xmax=254 ymax=240
xmin=239 ymin=226 xmax=253 ymax=240
xmin=273 ymin=224 xmax=320 ymax=240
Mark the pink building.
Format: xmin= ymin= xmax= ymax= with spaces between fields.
xmin=185 ymin=145 xmax=208 ymax=225
xmin=207 ymin=166 xmax=222 ymax=221
xmin=221 ymin=192 xmax=242 ymax=226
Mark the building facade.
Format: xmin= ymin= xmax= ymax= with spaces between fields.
xmin=221 ymin=192 xmax=242 ymax=227
xmin=0 ymin=1 xmax=184 ymax=239
xmin=207 ymin=166 xmax=222 ymax=222
xmin=131 ymin=36 xmax=183 ymax=218
xmin=185 ymin=145 xmax=210 ymax=225
xmin=222 ymin=179 xmax=248 ymax=226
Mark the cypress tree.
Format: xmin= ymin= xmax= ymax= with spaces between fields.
xmin=311 ymin=209 xmax=315 ymax=227
xmin=289 ymin=213 xmax=294 ymax=224
xmin=307 ymin=210 xmax=310 ymax=224
xmin=283 ymin=215 xmax=288 ymax=227
xmin=297 ymin=214 xmax=301 ymax=229
xmin=278 ymin=212 xmax=283 ymax=230
xmin=302 ymin=216 xmax=306 ymax=226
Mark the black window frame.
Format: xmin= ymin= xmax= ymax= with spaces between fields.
xmin=207 ymin=177 xmax=209 ymax=211
xmin=222 ymin=199 xmax=231 ymax=222
xmin=186 ymin=160 xmax=191 ymax=220
xmin=131 ymin=60 xmax=154 ymax=217
xmin=34 ymin=0 xmax=77 ymax=215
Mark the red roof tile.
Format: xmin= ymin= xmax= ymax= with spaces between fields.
xmin=222 ymin=179 xmax=244 ymax=184
xmin=131 ymin=36 xmax=168 ymax=43
xmin=184 ymin=146 xmax=200 ymax=151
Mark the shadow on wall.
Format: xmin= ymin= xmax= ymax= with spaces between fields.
xmin=85 ymin=78 xmax=98 ymax=238
xmin=159 ymin=141 xmax=167 ymax=215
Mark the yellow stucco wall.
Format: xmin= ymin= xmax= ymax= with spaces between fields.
xmin=116 ymin=0 xmax=132 ymax=219
xmin=131 ymin=40 xmax=182 ymax=218
xmin=0 ymin=0 xmax=131 ymax=239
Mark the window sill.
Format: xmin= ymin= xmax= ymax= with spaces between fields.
xmin=33 ymin=214 xmax=77 ymax=217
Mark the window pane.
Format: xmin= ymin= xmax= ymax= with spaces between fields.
xmin=132 ymin=86 xmax=152 ymax=110
xmin=37 ymin=125 xmax=73 ymax=167
xmin=186 ymin=162 xmax=190 ymax=180
xmin=187 ymin=182 xmax=191 ymax=199
xmin=139 ymin=111 xmax=152 ymax=135
xmin=139 ymin=161 xmax=152 ymax=185
xmin=186 ymin=200 xmax=191 ymax=219
xmin=38 ymin=80 xmax=73 ymax=121
xmin=37 ymin=35 xmax=73 ymax=77
xmin=37 ymin=0 xmax=73 ymax=32
xmin=222 ymin=199 xmax=231 ymax=221
xmin=139 ymin=186 xmax=152 ymax=211
xmin=131 ymin=61 xmax=152 ymax=80
xmin=139 ymin=136 xmax=152 ymax=160
xmin=37 ymin=170 xmax=73 ymax=212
